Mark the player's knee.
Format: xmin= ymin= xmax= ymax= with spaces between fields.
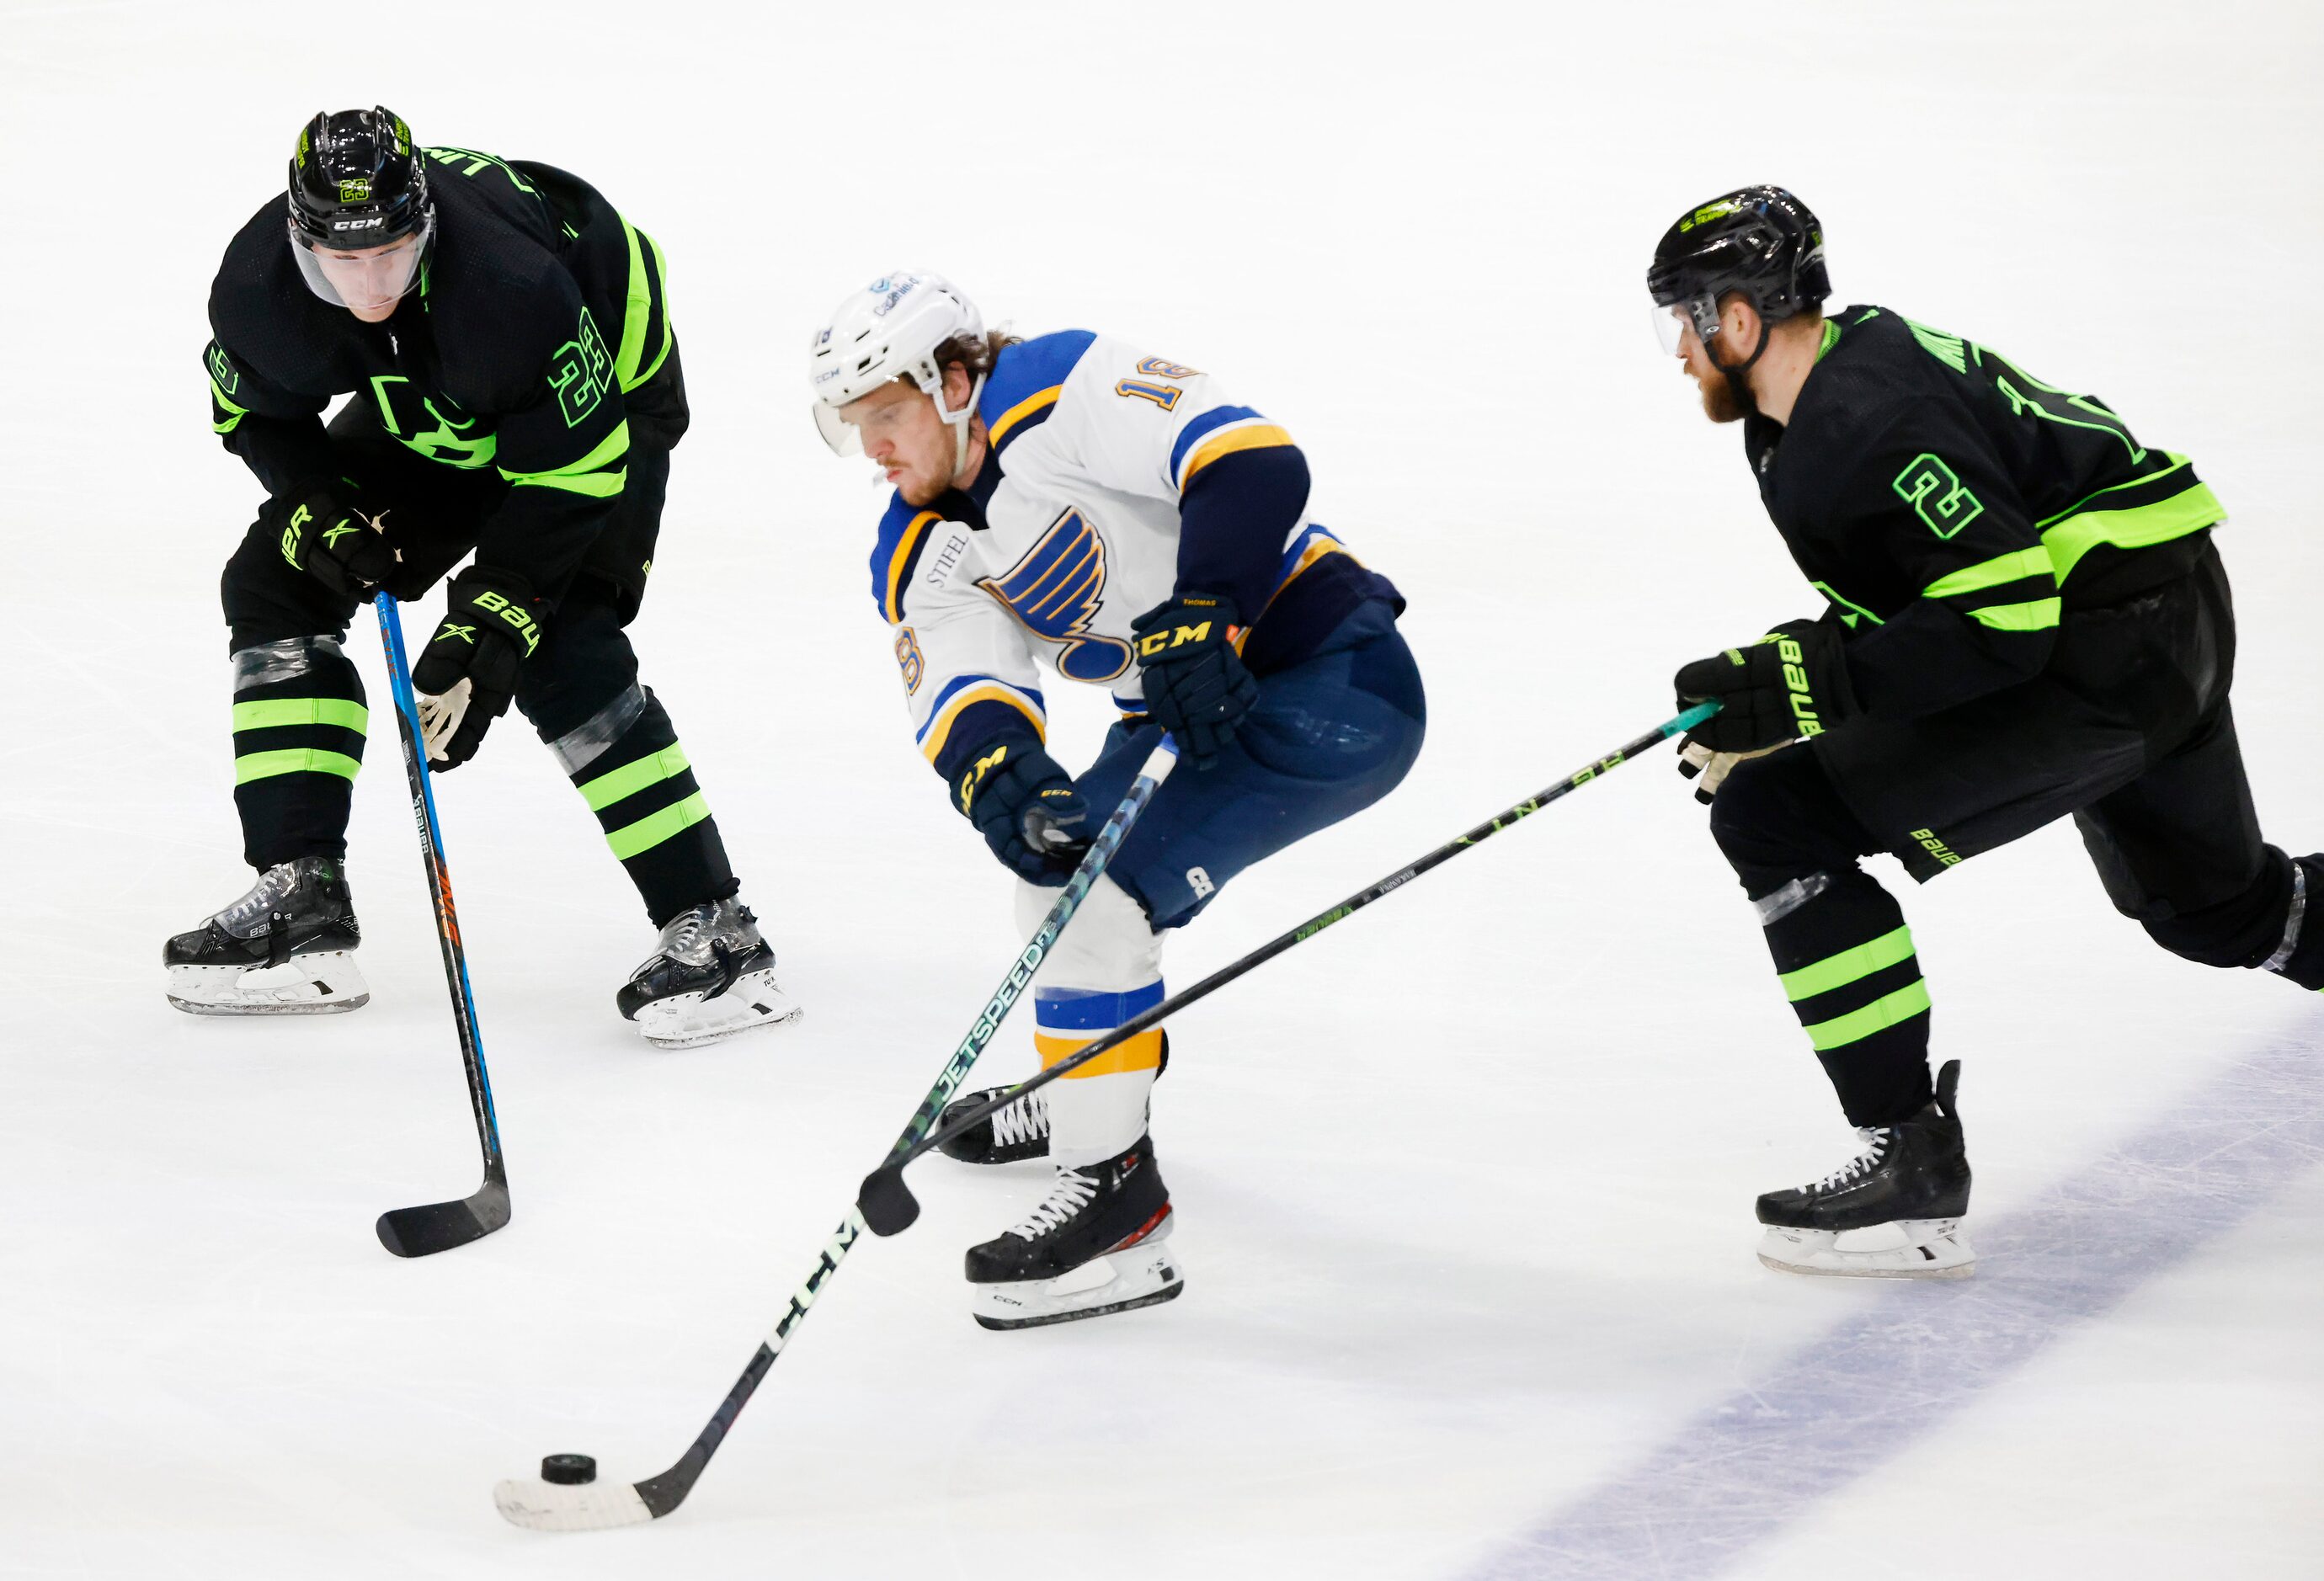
xmin=222 ymin=516 xmax=343 ymax=647
xmin=1708 ymin=749 xmax=1846 ymax=881
xmin=514 ymin=597 xmax=639 ymax=737
xmin=1015 ymin=874 xmax=1162 ymax=990
xmin=2138 ymin=849 xmax=2305 ymax=972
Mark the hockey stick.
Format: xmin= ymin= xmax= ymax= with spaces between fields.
xmin=857 ymin=700 xmax=1721 ymax=1234
xmin=493 ymin=737 xmax=1180 ymax=1530
xmin=371 ymin=591 xmax=510 ymax=1258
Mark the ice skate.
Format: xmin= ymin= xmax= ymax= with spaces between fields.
xmin=164 ymin=855 xmax=368 ymax=1015
xmin=940 ymin=1033 xmax=1169 ymax=1165
xmin=937 ymin=1086 xmax=1051 ymax=1164
xmin=616 ymin=897 xmax=800 ymax=1049
xmin=966 ymin=1135 xmax=1183 ymax=1329
xmin=1756 ymin=1059 xmax=1974 ymax=1279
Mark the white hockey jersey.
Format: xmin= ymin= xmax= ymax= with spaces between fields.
xmin=866 ymin=330 xmax=1397 ymax=784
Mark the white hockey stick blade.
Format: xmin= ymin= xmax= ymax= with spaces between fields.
xmin=493 ymin=1476 xmax=656 ymax=1531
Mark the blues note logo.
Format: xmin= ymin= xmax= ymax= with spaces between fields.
xmin=979 ymin=508 xmax=1133 ymax=682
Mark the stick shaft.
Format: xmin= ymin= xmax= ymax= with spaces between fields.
xmin=633 ymin=741 xmax=1180 ymax=1514
xmin=900 ymin=703 xmax=1716 ymax=1168
xmin=374 ymin=593 xmax=504 ymax=1176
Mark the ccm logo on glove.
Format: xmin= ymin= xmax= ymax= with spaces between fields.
xmin=955 ymin=740 xmax=1091 ymax=884
xmin=1132 ymin=594 xmax=1258 ymax=770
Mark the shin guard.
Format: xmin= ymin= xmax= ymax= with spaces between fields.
xmin=1016 ymin=876 xmax=1166 ymax=1166
xmin=544 ymin=684 xmax=736 ymax=927
xmin=1757 ymin=870 xmax=1936 ymax=1127
xmin=230 ymin=636 xmax=367 ymax=869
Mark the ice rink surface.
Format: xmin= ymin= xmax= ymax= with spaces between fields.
xmin=3 ymin=1 xmax=2320 ymax=1575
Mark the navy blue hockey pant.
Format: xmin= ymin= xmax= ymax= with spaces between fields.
xmin=1075 ymin=603 xmax=1426 ymax=929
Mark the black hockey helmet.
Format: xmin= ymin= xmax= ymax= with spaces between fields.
xmin=285 ymin=108 xmax=434 ymax=312
xmin=288 ymin=107 xmax=429 ymax=247
xmin=1647 ymin=185 xmax=1829 ymax=354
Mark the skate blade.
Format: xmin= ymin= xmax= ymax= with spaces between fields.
xmin=971 ymin=1243 xmax=1185 ymax=1331
xmin=1756 ymin=1218 xmax=1975 ymax=1280
xmin=167 ymin=955 xmax=369 ymax=1016
xmin=637 ymin=971 xmax=802 ymax=1050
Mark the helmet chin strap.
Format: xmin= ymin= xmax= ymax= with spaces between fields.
xmin=937 ymin=370 xmax=988 ymax=480
xmin=1710 ymin=316 xmax=1772 ymax=418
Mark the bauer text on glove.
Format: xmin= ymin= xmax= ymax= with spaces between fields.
xmin=1672 ymin=618 xmax=1856 ymax=753
xmin=409 ymin=567 xmax=544 ymax=770
xmin=270 ymin=484 xmax=397 ymax=598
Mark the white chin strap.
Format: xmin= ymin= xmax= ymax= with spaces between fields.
xmin=935 ymin=370 xmax=987 ymax=478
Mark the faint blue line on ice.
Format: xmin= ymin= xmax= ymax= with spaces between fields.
xmin=1463 ymin=1031 xmax=2324 ymax=1581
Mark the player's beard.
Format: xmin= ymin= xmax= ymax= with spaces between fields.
xmin=894 ymin=447 xmax=950 ymax=507
xmin=1698 ymin=366 xmax=1749 ymax=423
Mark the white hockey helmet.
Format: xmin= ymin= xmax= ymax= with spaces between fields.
xmin=808 ymin=271 xmax=987 ymax=461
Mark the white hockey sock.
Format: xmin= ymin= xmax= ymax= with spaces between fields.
xmin=1042 ymin=1036 xmax=1159 ymax=1167
xmin=1017 ymin=876 xmax=1166 ymax=1168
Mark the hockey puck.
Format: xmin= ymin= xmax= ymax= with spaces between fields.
xmin=540 ymin=1453 xmax=597 ymax=1486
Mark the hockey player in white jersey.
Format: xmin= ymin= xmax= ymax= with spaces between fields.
xmin=809 ymin=274 xmax=1426 ymax=1328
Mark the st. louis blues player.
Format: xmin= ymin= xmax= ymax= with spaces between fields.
xmin=808 ymin=274 xmax=1426 ymax=1328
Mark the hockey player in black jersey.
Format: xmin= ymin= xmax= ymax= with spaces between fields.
xmin=1650 ymin=185 xmax=2324 ymax=1277
xmin=165 ymin=107 xmax=797 ymax=1048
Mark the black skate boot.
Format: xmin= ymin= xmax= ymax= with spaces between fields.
xmin=163 ymin=855 xmax=367 ymax=1015
xmin=616 ymin=897 xmax=800 ymax=1049
xmin=965 ymin=1134 xmax=1183 ymax=1329
xmin=1756 ymin=1059 xmax=1973 ymax=1279
xmin=937 ymin=1086 xmax=1051 ymax=1164
xmin=939 ymin=1034 xmax=1168 ymax=1165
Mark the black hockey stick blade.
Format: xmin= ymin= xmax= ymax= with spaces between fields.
xmin=376 ymin=1174 xmax=510 ymax=1258
xmin=855 ymin=1165 xmax=919 ymax=1237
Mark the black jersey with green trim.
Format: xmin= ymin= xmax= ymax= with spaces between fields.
xmin=1742 ymin=304 xmax=2224 ymax=720
xmin=204 ymin=147 xmax=682 ymax=596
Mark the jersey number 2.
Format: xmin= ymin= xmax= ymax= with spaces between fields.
xmin=1892 ymin=454 xmax=1985 ymax=539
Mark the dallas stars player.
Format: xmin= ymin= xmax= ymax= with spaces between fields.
xmin=166 ymin=107 xmax=797 ymax=1048
xmin=1652 ymin=185 xmax=2324 ymax=1277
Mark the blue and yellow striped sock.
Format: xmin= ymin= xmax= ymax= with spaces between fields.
xmin=1036 ymin=982 xmax=1165 ymax=1166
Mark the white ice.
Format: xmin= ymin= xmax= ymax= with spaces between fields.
xmin=3 ymin=3 xmax=2321 ymax=1577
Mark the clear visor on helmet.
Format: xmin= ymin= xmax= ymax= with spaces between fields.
xmin=290 ymin=216 xmax=431 ymax=314
xmin=1653 ymin=300 xmax=1703 ymax=356
xmin=811 ymin=373 xmax=958 ymax=457
xmin=813 ymin=398 xmax=861 ymax=455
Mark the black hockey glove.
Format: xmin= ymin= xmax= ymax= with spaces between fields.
xmin=956 ymin=740 xmax=1091 ymax=885
xmin=408 ymin=567 xmax=545 ymax=770
xmin=269 ymin=483 xmax=397 ymax=598
xmin=1132 ymin=594 xmax=1257 ymax=770
xmin=1673 ymin=618 xmax=1855 ymax=753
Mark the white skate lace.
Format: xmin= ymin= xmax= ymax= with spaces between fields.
xmin=647 ymin=900 xmax=760 ymax=970
xmin=213 ymin=861 xmax=301 ymax=938
xmin=656 ymin=903 xmax=714 ymax=965
xmin=990 ymin=1091 xmax=1050 ymax=1147
xmin=1804 ymin=1127 xmax=1892 ymax=1192
xmin=1008 ymin=1167 xmax=1096 ymax=1240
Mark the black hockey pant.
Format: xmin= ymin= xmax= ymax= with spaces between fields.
xmin=216 ymin=403 xmax=737 ymax=928
xmin=1708 ymin=541 xmax=2324 ymax=1127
